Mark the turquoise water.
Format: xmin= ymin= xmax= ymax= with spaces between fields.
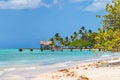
xmin=0 ymin=49 xmax=118 ymax=68
xmin=0 ymin=49 xmax=120 ymax=79
xmin=0 ymin=49 xmax=96 ymax=67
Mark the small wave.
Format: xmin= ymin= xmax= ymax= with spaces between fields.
xmin=101 ymin=54 xmax=112 ymax=58
xmin=55 ymin=63 xmax=68 ymax=67
xmin=54 ymin=61 xmax=73 ymax=67
xmin=63 ymin=61 xmax=72 ymax=64
xmin=24 ymin=67 xmax=36 ymax=70
xmin=84 ymin=58 xmax=99 ymax=62
xmin=108 ymin=59 xmax=120 ymax=63
xmin=4 ymin=68 xmax=16 ymax=72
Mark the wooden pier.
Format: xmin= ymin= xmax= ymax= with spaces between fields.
xmin=18 ymin=48 xmax=40 ymax=52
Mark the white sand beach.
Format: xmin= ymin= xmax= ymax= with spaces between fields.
xmin=32 ymin=57 xmax=120 ymax=80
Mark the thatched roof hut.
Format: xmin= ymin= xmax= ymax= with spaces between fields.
xmin=40 ymin=41 xmax=52 ymax=46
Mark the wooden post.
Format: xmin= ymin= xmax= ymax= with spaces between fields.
xmin=99 ymin=49 xmax=101 ymax=51
xmin=80 ymin=48 xmax=82 ymax=51
xmin=89 ymin=49 xmax=91 ymax=51
xmin=30 ymin=48 xmax=33 ymax=51
xmin=51 ymin=49 xmax=54 ymax=52
xmin=41 ymin=46 xmax=43 ymax=52
xmin=19 ymin=48 xmax=23 ymax=52
xmin=70 ymin=48 xmax=73 ymax=51
xmin=61 ymin=49 xmax=63 ymax=52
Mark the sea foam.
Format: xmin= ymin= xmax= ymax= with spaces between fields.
xmin=101 ymin=54 xmax=112 ymax=58
xmin=24 ymin=67 xmax=36 ymax=70
xmin=4 ymin=68 xmax=16 ymax=72
xmin=53 ymin=61 xmax=73 ymax=67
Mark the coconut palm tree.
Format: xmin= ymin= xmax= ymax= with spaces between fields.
xmin=78 ymin=29 xmax=82 ymax=39
xmin=73 ymin=32 xmax=78 ymax=40
xmin=65 ymin=36 xmax=69 ymax=42
xmin=55 ymin=33 xmax=60 ymax=40
xmin=59 ymin=37 xmax=64 ymax=49
xmin=59 ymin=38 xmax=63 ymax=44
xmin=49 ymin=38 xmax=55 ymax=45
xmin=88 ymin=29 xmax=92 ymax=34
xmin=64 ymin=36 xmax=70 ymax=47
xmin=70 ymin=35 xmax=74 ymax=41
xmin=81 ymin=26 xmax=85 ymax=32
xmin=49 ymin=37 xmax=55 ymax=49
xmin=54 ymin=33 xmax=61 ymax=47
xmin=88 ymin=29 xmax=92 ymax=39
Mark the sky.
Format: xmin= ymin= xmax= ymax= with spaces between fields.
xmin=0 ymin=0 xmax=112 ymax=48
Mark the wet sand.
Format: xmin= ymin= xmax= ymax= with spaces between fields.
xmin=0 ymin=57 xmax=120 ymax=80
xmin=32 ymin=57 xmax=120 ymax=80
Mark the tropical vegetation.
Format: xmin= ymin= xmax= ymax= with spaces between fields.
xmin=49 ymin=26 xmax=94 ymax=49
xmin=94 ymin=0 xmax=120 ymax=52
xmin=49 ymin=0 xmax=120 ymax=52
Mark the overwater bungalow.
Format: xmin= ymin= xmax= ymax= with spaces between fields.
xmin=40 ymin=41 xmax=52 ymax=50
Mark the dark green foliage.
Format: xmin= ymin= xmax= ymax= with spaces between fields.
xmin=49 ymin=26 xmax=93 ymax=48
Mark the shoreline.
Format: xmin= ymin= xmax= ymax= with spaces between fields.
xmin=0 ymin=55 xmax=119 ymax=73
xmin=32 ymin=57 xmax=120 ymax=80
xmin=0 ymin=56 xmax=120 ymax=80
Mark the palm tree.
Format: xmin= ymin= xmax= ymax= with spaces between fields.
xmin=49 ymin=37 xmax=55 ymax=50
xmin=80 ymin=26 xmax=90 ymax=40
xmin=54 ymin=33 xmax=61 ymax=47
xmin=80 ymin=26 xmax=86 ymax=40
xmin=59 ymin=38 xmax=63 ymax=43
xmin=70 ymin=35 xmax=74 ymax=41
xmin=59 ymin=38 xmax=64 ymax=48
xmin=49 ymin=38 xmax=55 ymax=45
xmin=65 ymin=36 xmax=69 ymax=42
xmin=78 ymin=29 xmax=82 ymax=39
xmin=85 ymin=29 xmax=88 ymax=34
xmin=55 ymin=33 xmax=60 ymax=40
xmin=73 ymin=32 xmax=78 ymax=40
xmin=64 ymin=36 xmax=69 ymax=47
xmin=88 ymin=29 xmax=92 ymax=34
xmin=79 ymin=29 xmax=82 ymax=34
xmin=81 ymin=26 xmax=85 ymax=32
xmin=81 ymin=34 xmax=87 ymax=40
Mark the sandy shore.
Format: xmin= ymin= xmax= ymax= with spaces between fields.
xmin=32 ymin=57 xmax=120 ymax=80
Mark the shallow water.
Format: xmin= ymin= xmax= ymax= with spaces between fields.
xmin=0 ymin=49 xmax=120 ymax=79
xmin=0 ymin=49 xmax=97 ymax=67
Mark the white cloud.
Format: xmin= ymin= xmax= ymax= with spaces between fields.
xmin=53 ymin=0 xmax=59 ymax=4
xmin=52 ymin=0 xmax=64 ymax=9
xmin=0 ymin=0 xmax=51 ymax=9
xmin=0 ymin=0 xmax=112 ymax=10
xmin=85 ymin=0 xmax=112 ymax=12
xmin=70 ymin=0 xmax=89 ymax=3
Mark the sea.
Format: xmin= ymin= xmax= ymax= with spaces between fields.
xmin=0 ymin=49 xmax=120 ymax=80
